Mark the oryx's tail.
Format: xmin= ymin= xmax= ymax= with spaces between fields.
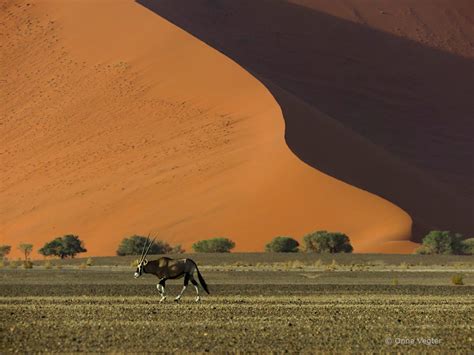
xmin=193 ymin=262 xmax=209 ymax=294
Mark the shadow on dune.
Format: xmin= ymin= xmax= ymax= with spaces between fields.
xmin=137 ymin=0 xmax=473 ymax=239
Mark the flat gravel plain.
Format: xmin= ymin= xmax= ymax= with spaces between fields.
xmin=1 ymin=265 xmax=473 ymax=353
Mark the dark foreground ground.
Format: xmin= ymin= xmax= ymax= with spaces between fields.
xmin=1 ymin=254 xmax=473 ymax=353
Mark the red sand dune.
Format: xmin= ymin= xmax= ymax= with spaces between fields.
xmin=2 ymin=0 xmax=469 ymax=257
xmin=138 ymin=0 xmax=474 ymax=239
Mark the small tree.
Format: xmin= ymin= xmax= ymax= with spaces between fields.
xmin=303 ymin=231 xmax=353 ymax=253
xmin=461 ymin=238 xmax=474 ymax=255
xmin=116 ymin=235 xmax=173 ymax=256
xmin=415 ymin=231 xmax=465 ymax=255
xmin=192 ymin=238 xmax=235 ymax=253
xmin=0 ymin=245 xmax=11 ymax=259
xmin=18 ymin=243 xmax=33 ymax=261
xmin=39 ymin=235 xmax=87 ymax=259
xmin=265 ymin=236 xmax=299 ymax=252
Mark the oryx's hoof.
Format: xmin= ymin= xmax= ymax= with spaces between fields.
xmin=159 ymin=296 xmax=166 ymax=303
xmin=195 ymin=296 xmax=201 ymax=302
xmin=174 ymin=297 xmax=181 ymax=303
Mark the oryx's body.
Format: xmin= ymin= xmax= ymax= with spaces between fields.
xmin=134 ymin=237 xmax=209 ymax=302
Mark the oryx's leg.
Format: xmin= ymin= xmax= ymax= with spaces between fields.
xmin=191 ymin=278 xmax=200 ymax=302
xmin=175 ymin=273 xmax=190 ymax=302
xmin=158 ymin=279 xmax=167 ymax=302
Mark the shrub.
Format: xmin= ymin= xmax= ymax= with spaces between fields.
xmin=0 ymin=245 xmax=11 ymax=258
xmin=44 ymin=260 xmax=52 ymax=269
xmin=265 ymin=236 xmax=299 ymax=253
xmin=451 ymin=274 xmax=464 ymax=286
xmin=78 ymin=263 xmax=87 ymax=270
xmin=303 ymin=231 xmax=353 ymax=253
xmin=86 ymin=257 xmax=93 ymax=266
xmin=415 ymin=231 xmax=465 ymax=255
xmin=9 ymin=260 xmax=18 ymax=269
xmin=170 ymin=244 xmax=185 ymax=254
xmin=192 ymin=238 xmax=235 ymax=253
xmin=116 ymin=235 xmax=175 ymax=256
xmin=23 ymin=260 xmax=33 ymax=269
xmin=461 ymin=238 xmax=474 ymax=255
xmin=39 ymin=235 xmax=87 ymax=258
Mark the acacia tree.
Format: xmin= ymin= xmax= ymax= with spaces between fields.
xmin=18 ymin=243 xmax=33 ymax=261
xmin=39 ymin=235 xmax=87 ymax=259
xmin=265 ymin=236 xmax=299 ymax=252
xmin=303 ymin=231 xmax=353 ymax=253
xmin=192 ymin=238 xmax=235 ymax=253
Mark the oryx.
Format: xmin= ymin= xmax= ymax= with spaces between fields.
xmin=134 ymin=237 xmax=209 ymax=302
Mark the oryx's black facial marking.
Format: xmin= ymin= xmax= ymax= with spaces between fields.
xmin=133 ymin=237 xmax=209 ymax=302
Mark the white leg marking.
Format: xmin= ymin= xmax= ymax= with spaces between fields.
xmin=194 ymin=284 xmax=200 ymax=302
xmin=175 ymin=285 xmax=187 ymax=302
xmin=158 ymin=284 xmax=166 ymax=303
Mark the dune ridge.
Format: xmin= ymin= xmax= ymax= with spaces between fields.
xmin=1 ymin=0 xmax=413 ymax=257
xmin=138 ymin=0 xmax=474 ymax=239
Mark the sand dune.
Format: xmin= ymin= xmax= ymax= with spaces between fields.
xmin=2 ymin=0 xmax=417 ymax=257
xmin=139 ymin=0 xmax=474 ymax=240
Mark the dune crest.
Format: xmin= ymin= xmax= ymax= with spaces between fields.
xmin=1 ymin=0 xmax=412 ymax=257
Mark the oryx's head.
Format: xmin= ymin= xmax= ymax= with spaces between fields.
xmin=134 ymin=235 xmax=155 ymax=279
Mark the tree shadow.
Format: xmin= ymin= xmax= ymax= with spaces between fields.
xmin=136 ymin=0 xmax=473 ymax=238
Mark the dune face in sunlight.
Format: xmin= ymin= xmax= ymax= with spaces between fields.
xmin=1 ymin=0 xmax=416 ymax=257
xmin=138 ymin=0 xmax=474 ymax=240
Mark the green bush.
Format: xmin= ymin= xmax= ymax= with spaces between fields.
xmin=39 ymin=235 xmax=86 ymax=259
xmin=461 ymin=238 xmax=474 ymax=255
xmin=303 ymin=231 xmax=353 ymax=253
xmin=415 ymin=231 xmax=465 ymax=255
xmin=116 ymin=235 xmax=174 ymax=256
xmin=265 ymin=236 xmax=299 ymax=252
xmin=192 ymin=238 xmax=235 ymax=253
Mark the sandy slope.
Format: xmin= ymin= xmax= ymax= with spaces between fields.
xmin=140 ymin=0 xmax=474 ymax=240
xmin=0 ymin=0 xmax=413 ymax=257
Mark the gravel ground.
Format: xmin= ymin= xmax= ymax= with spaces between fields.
xmin=0 ymin=268 xmax=473 ymax=353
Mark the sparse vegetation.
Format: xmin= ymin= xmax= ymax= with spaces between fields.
xmin=116 ymin=235 xmax=176 ymax=256
xmin=303 ymin=231 xmax=353 ymax=253
xmin=86 ymin=257 xmax=93 ymax=266
xmin=39 ymin=235 xmax=87 ymax=258
xmin=265 ymin=236 xmax=299 ymax=253
xmin=192 ymin=238 xmax=235 ymax=253
xmin=416 ymin=230 xmax=466 ymax=255
xmin=43 ymin=260 xmax=52 ymax=269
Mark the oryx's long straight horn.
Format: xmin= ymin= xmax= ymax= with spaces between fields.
xmin=142 ymin=236 xmax=156 ymax=261
xmin=139 ymin=234 xmax=151 ymax=263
